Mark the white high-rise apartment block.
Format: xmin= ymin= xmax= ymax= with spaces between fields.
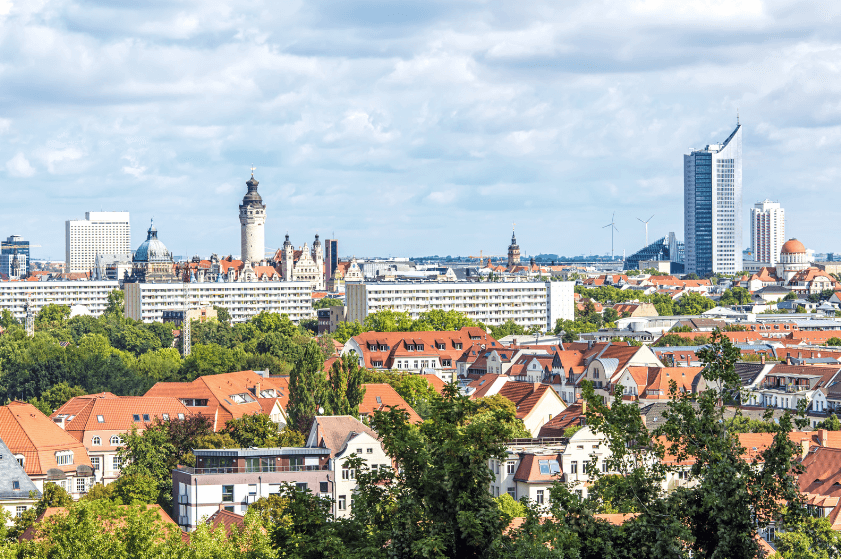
xmin=750 ymin=200 xmax=785 ymax=267
xmin=0 ymin=280 xmax=119 ymax=319
xmin=65 ymin=212 xmax=131 ymax=273
xmin=345 ymin=281 xmax=574 ymax=331
xmin=684 ymin=123 xmax=742 ymax=276
xmin=123 ymin=281 xmax=312 ymax=324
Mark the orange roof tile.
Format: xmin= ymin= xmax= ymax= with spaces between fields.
xmin=360 ymin=384 xmax=421 ymax=423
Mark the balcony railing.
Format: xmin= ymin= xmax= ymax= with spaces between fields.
xmin=176 ymin=464 xmax=328 ymax=475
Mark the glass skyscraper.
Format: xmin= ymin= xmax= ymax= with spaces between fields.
xmin=684 ymin=123 xmax=742 ymax=277
xmin=0 ymin=235 xmax=31 ymax=278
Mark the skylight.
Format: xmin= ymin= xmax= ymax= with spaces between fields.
xmin=97 ymin=415 xmax=105 ymax=423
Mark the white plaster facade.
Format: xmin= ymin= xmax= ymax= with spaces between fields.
xmin=0 ymin=280 xmax=119 ymax=320
xmin=65 ymin=211 xmax=131 ymax=274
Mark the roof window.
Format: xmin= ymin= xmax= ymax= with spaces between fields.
xmin=143 ymin=414 xmax=150 ymax=421
xmin=97 ymin=415 xmax=105 ymax=423
xmin=133 ymin=414 xmax=141 ymax=421
xmin=376 ymin=396 xmax=382 ymax=404
xmin=12 ymin=481 xmax=19 ymax=490
xmin=178 ymin=413 xmax=185 ymax=419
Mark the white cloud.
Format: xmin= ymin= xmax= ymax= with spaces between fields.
xmin=5 ymin=152 xmax=35 ymax=177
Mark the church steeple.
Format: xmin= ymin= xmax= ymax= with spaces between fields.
xmin=507 ymin=225 xmax=521 ymax=268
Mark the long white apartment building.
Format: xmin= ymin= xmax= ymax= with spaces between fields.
xmin=0 ymin=280 xmax=119 ymax=319
xmin=66 ymin=212 xmax=131 ymax=273
xmin=124 ymin=281 xmax=313 ymax=324
xmin=346 ymin=281 xmax=574 ymax=331
xmin=750 ymin=200 xmax=785 ymax=267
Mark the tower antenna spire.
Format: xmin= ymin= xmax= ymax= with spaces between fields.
xmin=737 ymin=109 xmax=739 ymax=126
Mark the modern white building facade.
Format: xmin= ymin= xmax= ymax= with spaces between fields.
xmin=684 ymin=123 xmax=743 ymax=277
xmin=123 ymin=281 xmax=312 ymax=324
xmin=0 ymin=280 xmax=119 ymax=319
xmin=65 ymin=212 xmax=131 ymax=273
xmin=750 ymin=200 xmax=785 ymax=267
xmin=345 ymin=281 xmax=574 ymax=331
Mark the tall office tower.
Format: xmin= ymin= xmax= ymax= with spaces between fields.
xmin=239 ymin=170 xmax=266 ymax=266
xmin=324 ymin=239 xmax=338 ymax=281
xmin=1 ymin=235 xmax=31 ymax=278
xmin=750 ymin=200 xmax=785 ymax=266
xmin=65 ymin=212 xmax=131 ymax=273
xmin=684 ymin=122 xmax=742 ymax=277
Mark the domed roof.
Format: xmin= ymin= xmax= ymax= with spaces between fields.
xmin=241 ymin=173 xmax=264 ymax=207
xmin=781 ymin=239 xmax=806 ymax=255
xmin=134 ymin=220 xmax=171 ymax=262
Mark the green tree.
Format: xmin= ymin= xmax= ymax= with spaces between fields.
xmin=111 ymin=472 xmax=160 ymax=505
xmin=223 ymin=413 xmax=281 ymax=447
xmin=27 ymin=381 xmax=86 ymax=415
xmin=104 ymin=289 xmax=124 ymax=317
xmin=474 ymin=394 xmax=530 ymax=438
xmin=359 ymin=384 xmax=523 ymax=558
xmin=673 ymin=291 xmax=716 ymax=315
xmin=495 ymin=493 xmax=527 ymax=523
xmin=773 ymin=514 xmax=841 ymax=559
xmin=36 ymin=303 xmax=71 ymax=328
xmin=325 ymin=353 xmax=366 ymax=417
xmin=816 ymin=413 xmax=841 ymax=431
xmin=0 ymin=309 xmax=19 ymax=328
xmin=363 ymin=309 xmax=413 ymax=332
xmin=213 ymin=304 xmax=232 ymax=324
xmin=361 ymin=369 xmax=441 ymax=420
xmin=251 ymin=311 xmax=299 ymax=337
xmin=719 ymin=287 xmax=752 ymax=306
xmin=416 ymin=309 xmax=477 ymax=331
xmin=180 ymin=343 xmax=248 ymax=380
xmin=287 ymin=341 xmax=327 ymax=434
xmin=602 ymin=307 xmax=619 ymax=324
xmin=333 ymin=320 xmax=366 ymax=344
xmin=313 ymin=298 xmax=344 ymax=310
xmin=784 ymin=291 xmax=797 ymax=301
xmin=117 ymin=424 xmax=177 ymax=507
xmin=825 ymin=337 xmax=841 ymax=347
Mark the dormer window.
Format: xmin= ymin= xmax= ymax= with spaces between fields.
xmin=55 ymin=451 xmax=74 ymax=466
xmin=110 ymin=435 xmax=123 ymax=446
xmin=92 ymin=436 xmax=101 ymax=446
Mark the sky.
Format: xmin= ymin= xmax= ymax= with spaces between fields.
xmin=2 ymin=0 xmax=841 ymax=261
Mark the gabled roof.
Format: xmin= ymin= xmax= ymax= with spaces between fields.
xmin=798 ymin=446 xmax=841 ymax=530
xmin=536 ymin=402 xmax=585 ymax=438
xmin=360 ymin=384 xmax=421 ymax=423
xmin=0 ymin=402 xmax=92 ymax=477
xmin=55 ymin=396 xmax=190 ymax=438
xmin=145 ymin=371 xmax=288 ymax=430
xmin=496 ymin=383 xmax=558 ymax=420
xmin=306 ymin=415 xmax=379 ymax=458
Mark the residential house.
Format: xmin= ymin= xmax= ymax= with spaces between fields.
xmin=495 ymin=383 xmax=567 ymax=437
xmin=794 ymin=445 xmax=841 ymax=530
xmin=51 ymin=394 xmax=191 ymax=485
xmin=578 ymin=344 xmax=664 ymax=398
xmin=747 ymin=364 xmax=841 ymax=413
xmin=0 ymin=402 xmax=94 ymax=498
xmin=0 ymin=435 xmax=41 ymax=523
xmin=305 ymin=415 xmax=388 ymax=519
xmin=343 ymin=327 xmax=498 ymax=382
xmin=491 ymin=439 xmax=566 ymax=505
xmin=144 ymin=370 xmax=288 ymax=430
xmin=172 ymin=446 xmax=331 ymax=531
xmin=359 ymin=384 xmax=422 ymax=424
xmin=611 ymin=303 xmax=658 ymax=318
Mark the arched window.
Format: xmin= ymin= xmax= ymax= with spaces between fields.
xmin=110 ymin=435 xmax=123 ymax=446
xmin=92 ymin=436 xmax=101 ymax=446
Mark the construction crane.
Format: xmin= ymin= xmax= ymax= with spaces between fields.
xmin=467 ymin=251 xmax=506 ymax=263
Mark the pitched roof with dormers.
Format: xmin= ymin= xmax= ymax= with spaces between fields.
xmin=54 ymin=396 xmax=191 ymax=442
xmin=306 ymin=415 xmax=380 ymax=459
xmin=513 ymin=452 xmax=564 ymax=483
xmin=145 ymin=371 xmax=289 ymax=430
xmin=349 ymin=327 xmax=499 ymax=371
xmin=798 ymin=446 xmax=841 ymax=530
xmin=0 ymin=402 xmax=92 ymax=478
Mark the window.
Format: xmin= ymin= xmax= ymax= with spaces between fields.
xmin=143 ymin=414 xmax=150 ymax=422
xmin=342 ymin=468 xmax=355 ymax=480
xmin=110 ymin=435 xmax=123 ymax=445
xmin=55 ymin=451 xmax=74 ymax=466
xmin=90 ymin=457 xmax=100 ymax=471
xmin=222 ymin=485 xmax=234 ymax=502
xmin=296 ymin=482 xmax=308 ymax=492
xmin=178 ymin=414 xmax=185 ymax=420
xmin=97 ymin=415 xmax=105 ymax=423
xmin=356 ymin=448 xmax=362 ymax=455
xmin=15 ymin=506 xmax=26 ymax=518
xmin=248 ymin=484 xmax=257 ymax=496
xmin=76 ymin=477 xmax=87 ymax=493
xmin=538 ymin=460 xmax=560 ymax=475
xmin=506 ymin=461 xmax=516 ymax=474
xmin=507 ymin=487 xmax=516 ymax=499
xmin=536 ymin=490 xmax=544 ymax=505
xmin=320 ymin=482 xmax=329 ymax=493
xmin=15 ymin=455 xmax=24 ymax=467
xmin=113 ymin=456 xmax=122 ymax=470
xmin=133 ymin=414 xmax=141 ymax=422
xmin=162 ymin=414 xmax=169 ymax=421
xmin=12 ymin=481 xmax=20 ymax=490
xmin=366 ymin=448 xmax=373 ymax=454
xmin=338 ymin=495 xmax=347 ymax=511
xmin=601 ymin=461 xmax=609 ymax=473
xmin=224 ymin=506 xmax=234 ymax=512
xmin=92 ymin=436 xmax=101 ymax=446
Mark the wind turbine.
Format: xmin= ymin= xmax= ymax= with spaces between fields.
xmin=637 ymin=214 xmax=654 ymax=247
xmin=603 ymin=212 xmax=619 ymax=260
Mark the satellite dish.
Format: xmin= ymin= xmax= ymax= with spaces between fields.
xmin=318 ymin=407 xmax=324 ymax=415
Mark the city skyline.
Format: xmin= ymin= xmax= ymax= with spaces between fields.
xmin=2 ymin=1 xmax=841 ymax=259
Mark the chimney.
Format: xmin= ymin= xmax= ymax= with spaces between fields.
xmin=581 ymin=400 xmax=587 ymax=415
xmin=587 ymin=340 xmax=595 ymax=350
xmin=819 ymin=429 xmax=828 ymax=447
xmin=760 ymin=354 xmax=765 ymax=365
xmin=786 ymin=356 xmax=792 ymax=365
xmin=801 ymin=439 xmax=810 ymax=459
xmin=255 ymin=382 xmax=261 ymax=396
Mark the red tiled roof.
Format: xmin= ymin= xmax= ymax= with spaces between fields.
xmin=513 ymin=453 xmax=563 ymax=482
xmin=360 ymin=384 xmax=422 ymax=423
xmin=0 ymin=402 xmax=92 ymax=477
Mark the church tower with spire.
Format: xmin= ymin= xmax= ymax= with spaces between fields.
xmin=239 ymin=168 xmax=266 ymax=267
xmin=507 ymin=228 xmax=521 ymax=269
